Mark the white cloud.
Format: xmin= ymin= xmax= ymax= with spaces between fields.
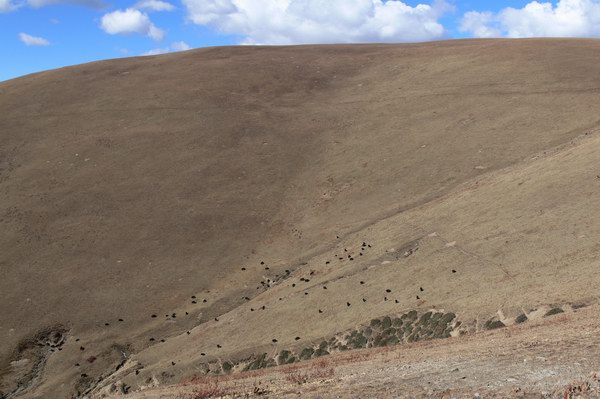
xmin=0 ymin=0 xmax=17 ymax=12
xmin=27 ymin=0 xmax=105 ymax=8
xmin=143 ymin=41 xmax=192 ymax=55
xmin=100 ymin=8 xmax=165 ymax=41
xmin=170 ymin=41 xmax=191 ymax=51
xmin=135 ymin=0 xmax=175 ymax=12
xmin=144 ymin=48 xmax=170 ymax=55
xmin=459 ymin=11 xmax=501 ymax=38
xmin=19 ymin=32 xmax=50 ymax=46
xmin=181 ymin=0 xmax=452 ymax=44
xmin=460 ymin=0 xmax=600 ymax=38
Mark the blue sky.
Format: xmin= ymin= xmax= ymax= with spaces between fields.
xmin=1 ymin=0 xmax=600 ymax=82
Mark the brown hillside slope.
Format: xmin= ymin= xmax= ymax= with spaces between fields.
xmin=2 ymin=39 xmax=600 ymax=398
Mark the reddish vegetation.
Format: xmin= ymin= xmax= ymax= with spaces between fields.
xmin=178 ymin=381 xmax=225 ymax=399
xmin=283 ymin=358 xmax=335 ymax=385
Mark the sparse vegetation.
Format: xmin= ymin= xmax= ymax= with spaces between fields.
xmin=178 ymin=381 xmax=225 ymax=399
xmin=300 ymin=347 xmax=315 ymax=360
xmin=545 ymin=307 xmax=565 ymax=317
xmin=515 ymin=313 xmax=528 ymax=324
xmin=218 ymin=310 xmax=459 ymax=374
xmin=485 ymin=319 xmax=505 ymax=330
xmin=222 ymin=361 xmax=233 ymax=373
xmin=284 ymin=359 xmax=335 ymax=385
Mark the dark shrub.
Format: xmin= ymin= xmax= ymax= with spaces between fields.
xmin=515 ymin=313 xmax=528 ymax=324
xmin=544 ymin=307 xmax=564 ymax=317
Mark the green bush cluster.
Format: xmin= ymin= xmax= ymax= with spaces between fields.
xmin=544 ymin=307 xmax=564 ymax=317
xmin=515 ymin=313 xmax=528 ymax=324
xmin=212 ymin=310 xmax=459 ymax=375
xmin=244 ymin=353 xmax=275 ymax=371
xmin=484 ymin=319 xmax=505 ymax=330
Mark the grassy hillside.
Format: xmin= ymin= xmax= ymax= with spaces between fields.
xmin=2 ymin=38 xmax=600 ymax=398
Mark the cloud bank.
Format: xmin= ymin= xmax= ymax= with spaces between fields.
xmin=144 ymin=41 xmax=191 ymax=55
xmin=181 ymin=0 xmax=453 ymax=44
xmin=460 ymin=0 xmax=600 ymax=38
xmin=134 ymin=0 xmax=175 ymax=12
xmin=27 ymin=0 xmax=105 ymax=9
xmin=0 ymin=0 xmax=16 ymax=12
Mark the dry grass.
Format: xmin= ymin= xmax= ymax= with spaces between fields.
xmin=177 ymin=381 xmax=225 ymax=399
xmin=283 ymin=359 xmax=335 ymax=385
